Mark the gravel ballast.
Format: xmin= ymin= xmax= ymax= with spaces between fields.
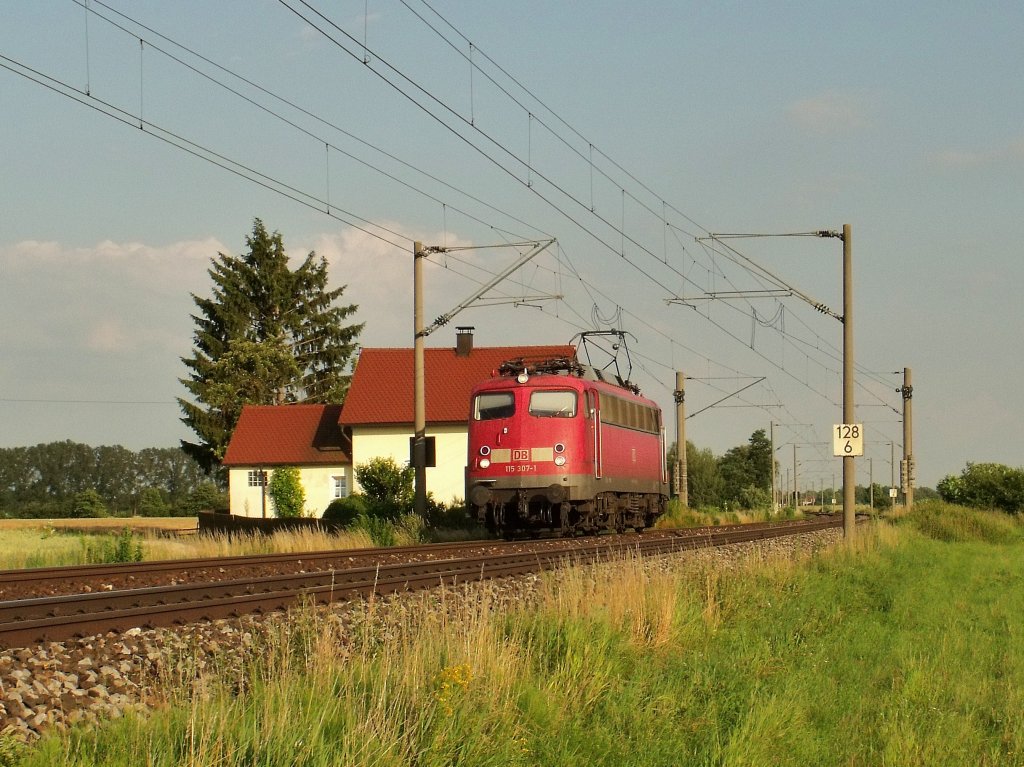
xmin=0 ymin=529 xmax=840 ymax=743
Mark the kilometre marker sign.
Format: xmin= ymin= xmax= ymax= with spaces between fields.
xmin=833 ymin=423 xmax=864 ymax=456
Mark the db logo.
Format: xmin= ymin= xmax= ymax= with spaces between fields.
xmin=512 ymin=449 xmax=530 ymax=462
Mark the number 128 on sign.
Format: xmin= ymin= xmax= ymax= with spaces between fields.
xmin=833 ymin=423 xmax=864 ymax=456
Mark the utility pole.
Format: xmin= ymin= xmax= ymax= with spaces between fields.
xmin=792 ymin=443 xmax=798 ymax=508
xmin=770 ymin=421 xmax=776 ymax=513
xmin=890 ymin=441 xmax=896 ymax=510
xmin=413 ymin=241 xmax=427 ymax=517
xmin=841 ymin=224 xmax=855 ymax=538
xmin=901 ymin=366 xmax=914 ymax=513
xmin=869 ymin=457 xmax=874 ymax=510
xmin=410 ymin=238 xmax=556 ymax=518
xmin=681 ymin=226 xmax=854 ymax=530
xmin=674 ymin=372 xmax=687 ymax=506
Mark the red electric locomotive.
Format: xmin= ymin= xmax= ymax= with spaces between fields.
xmin=466 ymin=352 xmax=668 ymax=536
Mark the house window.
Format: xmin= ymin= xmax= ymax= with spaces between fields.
xmin=332 ymin=474 xmax=348 ymax=499
xmin=248 ymin=470 xmax=267 ymax=487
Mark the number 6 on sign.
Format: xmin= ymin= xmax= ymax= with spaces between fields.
xmin=833 ymin=423 xmax=864 ymax=456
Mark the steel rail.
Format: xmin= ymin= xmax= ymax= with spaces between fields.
xmin=0 ymin=516 xmax=845 ymax=649
xmin=0 ymin=537 xmax=511 ymax=588
xmin=0 ymin=521 xmax=804 ymax=600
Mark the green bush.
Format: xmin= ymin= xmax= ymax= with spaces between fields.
xmin=937 ymin=463 xmax=1024 ymax=514
xmin=268 ymin=466 xmax=306 ymax=518
xmin=6 ymin=499 xmax=66 ymax=519
xmin=353 ymin=513 xmax=397 ymax=547
xmin=905 ymin=500 xmax=1024 ymax=544
xmin=137 ymin=487 xmax=170 ymax=517
xmin=70 ymin=489 xmax=109 ymax=518
xmin=178 ymin=482 xmax=229 ymax=515
xmin=82 ymin=527 xmax=144 ymax=564
xmin=394 ymin=512 xmax=427 ymax=543
xmin=0 ymin=728 xmax=26 ymax=766
xmin=355 ymin=457 xmax=414 ymax=516
xmin=322 ymin=494 xmax=368 ymax=527
xmin=655 ymin=499 xmax=709 ymax=528
xmin=424 ymin=498 xmax=470 ymax=529
xmin=737 ymin=485 xmax=771 ymax=511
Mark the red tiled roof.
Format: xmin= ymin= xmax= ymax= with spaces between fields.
xmin=342 ymin=345 xmax=576 ymax=425
xmin=222 ymin=404 xmax=351 ymax=466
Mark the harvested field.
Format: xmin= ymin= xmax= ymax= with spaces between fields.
xmin=0 ymin=517 xmax=197 ymax=535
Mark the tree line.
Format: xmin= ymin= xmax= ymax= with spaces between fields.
xmin=671 ymin=428 xmax=940 ymax=511
xmin=671 ymin=429 xmax=774 ymax=510
xmin=0 ymin=441 xmax=221 ymax=518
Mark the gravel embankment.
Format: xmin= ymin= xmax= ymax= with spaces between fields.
xmin=0 ymin=529 xmax=839 ymax=743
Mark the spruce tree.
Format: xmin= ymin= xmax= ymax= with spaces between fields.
xmin=179 ymin=219 xmax=363 ymax=473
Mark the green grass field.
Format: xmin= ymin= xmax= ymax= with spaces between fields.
xmin=8 ymin=502 xmax=1024 ymax=766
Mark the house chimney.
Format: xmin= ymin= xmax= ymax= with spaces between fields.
xmin=455 ymin=326 xmax=474 ymax=357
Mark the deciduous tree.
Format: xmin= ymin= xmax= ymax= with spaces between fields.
xmin=718 ymin=429 xmax=772 ymax=506
xmin=937 ymin=462 xmax=1024 ymax=513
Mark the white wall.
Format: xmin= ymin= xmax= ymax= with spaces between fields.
xmin=351 ymin=424 xmax=468 ymax=505
xmin=228 ymin=465 xmax=352 ymax=518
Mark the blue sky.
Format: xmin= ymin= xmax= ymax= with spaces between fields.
xmin=2 ymin=0 xmax=1022 ymax=490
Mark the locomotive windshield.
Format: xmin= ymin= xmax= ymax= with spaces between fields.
xmin=474 ymin=391 xmax=515 ymax=420
xmin=529 ymin=390 xmax=577 ymax=418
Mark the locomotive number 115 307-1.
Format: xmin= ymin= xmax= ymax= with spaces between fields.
xmin=505 ymin=464 xmax=538 ymax=473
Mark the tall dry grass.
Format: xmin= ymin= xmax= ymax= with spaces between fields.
xmin=24 ymin=513 xmax=1024 ymax=766
xmin=143 ymin=527 xmax=381 ymax=561
xmin=0 ymin=525 xmax=427 ymax=571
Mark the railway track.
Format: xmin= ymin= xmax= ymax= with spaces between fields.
xmin=0 ymin=518 xmax=826 ymax=601
xmin=0 ymin=515 xmax=845 ymax=649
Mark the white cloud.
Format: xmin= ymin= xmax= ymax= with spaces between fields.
xmin=0 ymin=227 xmax=560 ymax=449
xmin=786 ymin=91 xmax=874 ymax=135
xmin=0 ymin=237 xmax=225 ymax=355
xmin=2 ymin=237 xmax=221 ymax=270
xmin=86 ymin=318 xmax=132 ymax=353
xmin=930 ymin=136 xmax=1024 ymax=169
xmin=307 ymin=226 xmax=480 ymax=347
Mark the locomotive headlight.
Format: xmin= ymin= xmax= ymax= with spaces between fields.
xmin=479 ymin=458 xmax=491 ymax=469
xmin=554 ymin=443 xmax=565 ymax=454
xmin=479 ymin=445 xmax=491 ymax=456
xmin=554 ymin=455 xmax=567 ymax=467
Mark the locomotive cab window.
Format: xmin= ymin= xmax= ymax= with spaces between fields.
xmin=474 ymin=392 xmax=515 ymax=420
xmin=529 ymin=390 xmax=577 ymax=418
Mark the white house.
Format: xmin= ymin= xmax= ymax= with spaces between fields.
xmin=221 ymin=403 xmax=352 ymax=518
xmin=221 ymin=329 xmax=575 ymax=516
